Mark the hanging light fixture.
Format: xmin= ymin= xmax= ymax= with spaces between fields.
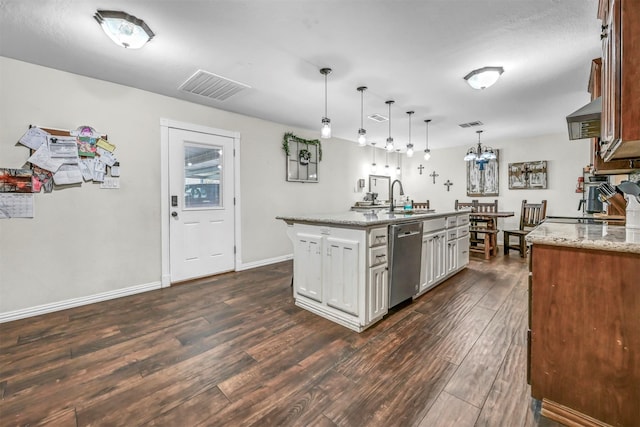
xmin=395 ymin=149 xmax=402 ymax=176
xmin=94 ymin=10 xmax=155 ymax=49
xmin=423 ymin=119 xmax=432 ymax=161
xmin=319 ymin=68 xmax=332 ymax=138
xmin=463 ymin=66 xmax=504 ymax=90
xmin=385 ymin=100 xmax=395 ymax=151
xmin=406 ymin=111 xmax=414 ymax=157
xmin=384 ymin=150 xmax=390 ymax=175
xmin=464 ymin=130 xmax=496 ymax=169
xmin=357 ymin=86 xmax=367 ymax=146
xmin=371 ymin=142 xmax=377 ymax=173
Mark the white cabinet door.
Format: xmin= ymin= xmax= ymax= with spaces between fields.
xmin=367 ymin=263 xmax=388 ymax=322
xmin=434 ymin=230 xmax=447 ymax=283
xmin=325 ymin=236 xmax=360 ymax=316
xmin=447 ymin=238 xmax=458 ymax=274
xmin=457 ymin=235 xmax=470 ymax=268
xmin=294 ymin=233 xmax=323 ymax=302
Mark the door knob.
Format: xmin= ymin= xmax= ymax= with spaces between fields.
xmin=171 ymin=211 xmax=178 ymax=217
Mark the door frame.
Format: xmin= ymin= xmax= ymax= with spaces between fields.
xmin=160 ymin=118 xmax=241 ymax=287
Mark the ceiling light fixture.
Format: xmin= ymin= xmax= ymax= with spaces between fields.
xmin=357 ymin=86 xmax=367 ymax=146
xmin=395 ymin=149 xmax=402 ymax=176
xmin=385 ymin=150 xmax=390 ymax=174
xmin=94 ymin=10 xmax=155 ymax=49
xmin=385 ymin=100 xmax=395 ymax=151
xmin=464 ymin=130 xmax=496 ymax=170
xmin=463 ymin=66 xmax=504 ymax=90
xmin=424 ymin=119 xmax=432 ymax=161
xmin=406 ymin=111 xmax=414 ymax=158
xmin=320 ymin=68 xmax=332 ymax=139
xmin=371 ymin=142 xmax=377 ymax=173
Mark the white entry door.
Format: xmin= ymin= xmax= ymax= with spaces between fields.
xmin=168 ymin=127 xmax=235 ymax=282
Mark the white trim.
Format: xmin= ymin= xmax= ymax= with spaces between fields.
xmin=237 ymin=253 xmax=293 ymax=271
xmin=0 ymin=281 xmax=162 ymax=323
xmin=160 ymin=119 xmax=241 ymax=286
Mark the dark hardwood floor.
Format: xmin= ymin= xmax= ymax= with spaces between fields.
xmin=0 ymin=254 xmax=562 ymax=426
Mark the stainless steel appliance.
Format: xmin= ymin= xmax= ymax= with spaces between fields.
xmin=388 ymin=221 xmax=423 ymax=308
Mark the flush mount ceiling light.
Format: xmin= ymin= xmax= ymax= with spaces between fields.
xmin=319 ymin=68 xmax=332 ymax=139
xmin=424 ymin=119 xmax=432 ymax=161
xmin=464 ymin=130 xmax=496 ymax=169
xmin=464 ymin=66 xmax=504 ymax=90
xmin=406 ymin=111 xmax=414 ymax=158
xmin=357 ymin=86 xmax=367 ymax=146
xmin=94 ymin=10 xmax=155 ymax=49
xmin=385 ymin=100 xmax=395 ymax=151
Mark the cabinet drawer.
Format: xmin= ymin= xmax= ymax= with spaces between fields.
xmin=457 ymin=226 xmax=469 ymax=239
xmin=369 ymin=245 xmax=387 ymax=267
xmin=457 ymin=214 xmax=470 ymax=226
xmin=446 ymin=216 xmax=457 ymax=228
xmin=447 ymin=229 xmax=458 ymax=240
xmin=423 ymin=217 xmax=446 ymax=233
xmin=369 ymin=227 xmax=388 ymax=247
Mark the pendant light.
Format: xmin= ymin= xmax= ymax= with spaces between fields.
xmin=384 ymin=150 xmax=390 ymax=175
xmin=385 ymin=100 xmax=395 ymax=151
xmin=464 ymin=130 xmax=496 ymax=162
xmin=424 ymin=119 xmax=432 ymax=161
xmin=395 ymin=149 xmax=402 ymax=176
xmin=371 ymin=142 xmax=377 ymax=173
xmin=406 ymin=111 xmax=415 ymax=157
xmin=320 ymin=68 xmax=332 ymax=138
xmin=357 ymin=86 xmax=367 ymax=146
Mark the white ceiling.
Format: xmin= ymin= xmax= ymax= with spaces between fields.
xmin=0 ymin=0 xmax=602 ymax=150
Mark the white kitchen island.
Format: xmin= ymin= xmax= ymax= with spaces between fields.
xmin=277 ymin=209 xmax=470 ymax=332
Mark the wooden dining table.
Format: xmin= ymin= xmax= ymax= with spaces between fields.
xmin=469 ymin=211 xmax=515 ymax=258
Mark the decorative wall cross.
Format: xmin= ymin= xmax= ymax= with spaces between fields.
xmin=429 ymin=170 xmax=439 ymax=184
xmin=444 ymin=180 xmax=453 ymax=191
xmin=417 ymin=164 xmax=425 ymax=175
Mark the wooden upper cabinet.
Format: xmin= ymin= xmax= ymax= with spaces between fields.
xmin=598 ymin=0 xmax=640 ymax=163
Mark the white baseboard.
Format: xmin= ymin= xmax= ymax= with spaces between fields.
xmin=237 ymin=254 xmax=293 ymax=271
xmin=0 ymin=281 xmax=162 ymax=324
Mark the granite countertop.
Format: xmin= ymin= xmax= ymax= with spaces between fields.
xmin=277 ymin=208 xmax=470 ymax=227
xmin=526 ymin=222 xmax=640 ymax=254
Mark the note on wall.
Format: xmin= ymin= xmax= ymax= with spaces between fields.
xmin=0 ymin=194 xmax=35 ymax=219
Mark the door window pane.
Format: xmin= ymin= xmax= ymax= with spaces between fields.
xmin=184 ymin=144 xmax=222 ymax=209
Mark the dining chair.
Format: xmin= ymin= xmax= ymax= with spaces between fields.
xmin=454 ymin=200 xmax=477 ymax=210
xmin=467 ymin=199 xmax=499 ymax=259
xmin=503 ymin=199 xmax=547 ymax=257
xmin=413 ymin=201 xmax=430 ymax=209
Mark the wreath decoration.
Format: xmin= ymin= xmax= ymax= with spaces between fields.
xmin=282 ymin=132 xmax=323 ymax=162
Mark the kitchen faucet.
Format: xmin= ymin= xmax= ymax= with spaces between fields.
xmin=389 ymin=179 xmax=405 ymax=212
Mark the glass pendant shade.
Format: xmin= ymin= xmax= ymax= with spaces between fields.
xmin=320 ymin=68 xmax=332 ymax=139
xmin=371 ymin=142 xmax=377 ymax=172
xmin=423 ymin=119 xmax=431 ymax=161
xmin=464 ymin=66 xmax=504 ymax=90
xmin=385 ymin=100 xmax=394 ymax=151
xmin=406 ymin=144 xmax=414 ymax=157
xmin=357 ymin=86 xmax=367 ymax=146
xmin=94 ymin=10 xmax=154 ymax=49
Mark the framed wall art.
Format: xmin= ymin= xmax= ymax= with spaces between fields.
xmin=282 ymin=132 xmax=322 ymax=183
xmin=508 ymin=160 xmax=547 ymax=189
xmin=466 ymin=150 xmax=499 ymax=196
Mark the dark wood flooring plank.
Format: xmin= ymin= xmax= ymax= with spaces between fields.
xmin=142 ymin=385 xmax=230 ymax=426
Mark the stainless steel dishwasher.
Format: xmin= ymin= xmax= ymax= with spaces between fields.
xmin=388 ymin=221 xmax=423 ymax=308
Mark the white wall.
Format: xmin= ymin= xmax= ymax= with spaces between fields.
xmin=401 ymin=134 xmax=591 ymax=236
xmin=0 ymin=56 xmax=590 ymax=318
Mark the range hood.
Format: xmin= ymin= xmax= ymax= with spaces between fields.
xmin=566 ymin=97 xmax=601 ymax=140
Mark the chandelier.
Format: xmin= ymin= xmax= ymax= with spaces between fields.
xmin=464 ymin=130 xmax=496 ymax=170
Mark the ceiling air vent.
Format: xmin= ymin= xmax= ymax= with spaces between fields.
xmin=458 ymin=120 xmax=484 ymax=128
xmin=179 ymin=69 xmax=250 ymax=101
xmin=368 ymin=113 xmax=388 ymax=123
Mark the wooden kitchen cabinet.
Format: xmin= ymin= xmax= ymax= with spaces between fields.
xmin=598 ymin=0 xmax=640 ymax=163
xmin=529 ymin=243 xmax=640 ymax=426
xmin=588 ymin=58 xmax=640 ymax=174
